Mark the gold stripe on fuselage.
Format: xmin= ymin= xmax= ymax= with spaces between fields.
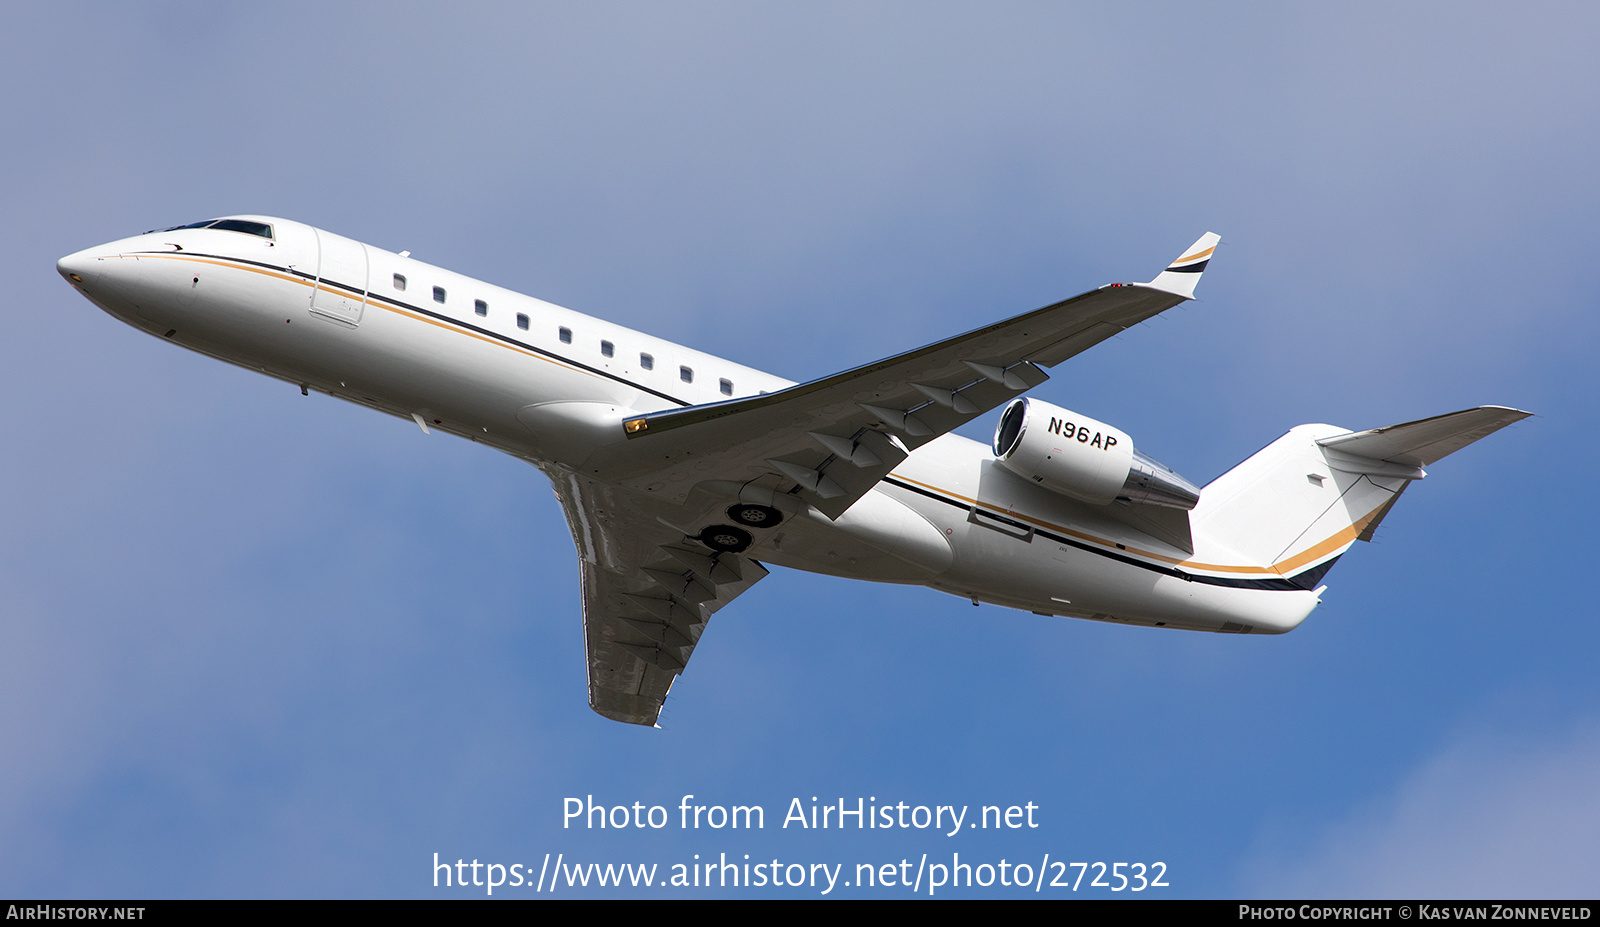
xmin=143 ymin=253 xmax=1365 ymax=581
xmin=887 ymin=473 xmax=1380 ymax=578
xmin=135 ymin=252 xmax=596 ymax=381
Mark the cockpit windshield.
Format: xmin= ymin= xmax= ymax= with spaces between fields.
xmin=147 ymin=218 xmax=274 ymax=240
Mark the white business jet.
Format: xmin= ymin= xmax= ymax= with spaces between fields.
xmin=57 ymin=218 xmax=1528 ymax=726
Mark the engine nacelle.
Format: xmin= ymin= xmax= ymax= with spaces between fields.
xmin=991 ymin=398 xmax=1201 ymax=510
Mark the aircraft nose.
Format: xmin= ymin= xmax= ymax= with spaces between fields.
xmin=57 ymin=247 xmax=104 ymax=294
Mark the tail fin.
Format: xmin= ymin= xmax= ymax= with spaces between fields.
xmin=1190 ymin=406 xmax=1530 ymax=587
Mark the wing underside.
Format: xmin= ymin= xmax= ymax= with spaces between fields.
xmin=553 ymin=469 xmax=768 ymax=726
xmin=551 ymin=234 xmax=1219 ymax=724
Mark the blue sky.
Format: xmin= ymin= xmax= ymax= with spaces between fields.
xmin=3 ymin=3 xmax=1597 ymax=898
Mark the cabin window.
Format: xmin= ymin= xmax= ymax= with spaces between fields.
xmin=680 ymin=366 xmax=693 ymax=383
xmin=433 ymin=286 xmax=446 ymax=304
xmin=600 ymin=340 xmax=614 ymax=358
xmin=516 ymin=313 xmax=529 ymax=330
xmin=474 ymin=299 xmax=488 ymax=317
xmin=559 ymin=327 xmax=572 ymax=344
xmin=720 ymin=378 xmax=733 ymax=396
xmin=640 ymin=353 xmax=654 ymax=370
xmin=393 ymin=273 xmax=407 ymax=291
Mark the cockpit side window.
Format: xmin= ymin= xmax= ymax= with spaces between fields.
xmin=155 ymin=219 xmax=274 ymax=239
xmin=209 ymin=219 xmax=274 ymax=239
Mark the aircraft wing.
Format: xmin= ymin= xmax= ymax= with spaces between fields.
xmin=550 ymin=468 xmax=768 ymax=726
xmin=593 ymin=233 xmax=1219 ymax=518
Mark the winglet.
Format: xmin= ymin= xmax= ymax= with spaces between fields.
xmin=1145 ymin=232 xmax=1220 ymax=299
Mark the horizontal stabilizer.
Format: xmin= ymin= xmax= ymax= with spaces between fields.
xmin=1316 ymin=406 xmax=1532 ymax=467
xmin=1145 ymin=232 xmax=1220 ymax=299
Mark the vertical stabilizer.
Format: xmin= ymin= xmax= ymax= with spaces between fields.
xmin=1191 ymin=407 xmax=1529 ymax=586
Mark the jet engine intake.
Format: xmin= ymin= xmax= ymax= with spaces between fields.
xmin=992 ymin=398 xmax=1200 ymax=510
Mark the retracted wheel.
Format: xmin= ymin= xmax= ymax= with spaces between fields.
xmin=699 ymin=525 xmax=754 ymax=553
xmin=726 ymin=503 xmax=782 ymax=529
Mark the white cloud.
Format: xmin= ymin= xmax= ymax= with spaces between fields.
xmin=1244 ymin=724 xmax=1600 ymax=898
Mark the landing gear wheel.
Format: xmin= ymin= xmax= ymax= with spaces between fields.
xmin=699 ymin=525 xmax=754 ymax=553
xmin=726 ymin=503 xmax=782 ymax=529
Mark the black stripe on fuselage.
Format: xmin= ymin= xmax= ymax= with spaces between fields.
xmin=143 ymin=250 xmax=1323 ymax=591
xmin=881 ymin=476 xmax=1331 ymax=592
xmin=138 ymin=250 xmax=694 ymax=408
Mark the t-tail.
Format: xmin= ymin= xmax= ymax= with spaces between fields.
xmin=1189 ymin=406 xmax=1531 ymax=590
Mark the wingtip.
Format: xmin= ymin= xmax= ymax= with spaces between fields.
xmin=1481 ymin=404 xmax=1534 ymax=421
xmin=1145 ymin=231 xmax=1220 ymax=299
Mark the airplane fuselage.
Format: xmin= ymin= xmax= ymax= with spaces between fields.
xmin=58 ymin=216 xmax=1331 ymax=646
